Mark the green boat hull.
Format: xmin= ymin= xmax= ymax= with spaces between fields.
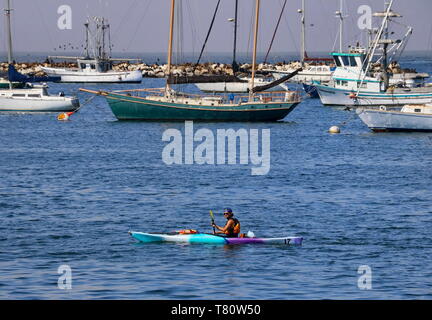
xmin=104 ymin=92 xmax=299 ymax=121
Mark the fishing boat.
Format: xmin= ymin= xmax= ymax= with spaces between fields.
xmin=0 ymin=0 xmax=79 ymax=112
xmin=42 ymin=17 xmax=142 ymax=83
xmin=315 ymin=0 xmax=432 ymax=107
xmin=80 ymin=0 xmax=301 ymax=121
xmin=357 ymin=104 xmax=432 ymax=132
xmin=129 ymin=231 xmax=303 ymax=245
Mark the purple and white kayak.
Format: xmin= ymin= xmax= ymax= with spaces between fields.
xmin=129 ymin=231 xmax=303 ymax=245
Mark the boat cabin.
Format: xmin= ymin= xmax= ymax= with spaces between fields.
xmin=77 ymin=59 xmax=113 ymax=73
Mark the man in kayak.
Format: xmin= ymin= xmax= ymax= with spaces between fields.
xmin=212 ymin=208 xmax=240 ymax=238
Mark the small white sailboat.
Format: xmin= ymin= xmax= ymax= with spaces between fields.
xmin=357 ymin=104 xmax=432 ymax=132
xmin=0 ymin=0 xmax=79 ymax=113
xmin=42 ymin=17 xmax=142 ymax=84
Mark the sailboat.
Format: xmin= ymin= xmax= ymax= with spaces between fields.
xmin=0 ymin=0 xmax=79 ymax=112
xmin=80 ymin=0 xmax=300 ymax=121
xmin=315 ymin=0 xmax=432 ymax=106
xmin=192 ymin=0 xmax=285 ymax=93
xmin=42 ymin=17 xmax=142 ymax=83
xmin=270 ymin=0 xmax=337 ymax=97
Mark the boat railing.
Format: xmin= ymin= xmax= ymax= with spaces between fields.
xmin=113 ymin=88 xmax=301 ymax=105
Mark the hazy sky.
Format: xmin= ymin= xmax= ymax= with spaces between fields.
xmin=2 ymin=0 xmax=432 ymax=57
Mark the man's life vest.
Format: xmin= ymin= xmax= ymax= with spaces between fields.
xmin=225 ymin=218 xmax=240 ymax=237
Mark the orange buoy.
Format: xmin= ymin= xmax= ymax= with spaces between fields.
xmin=57 ymin=112 xmax=74 ymax=121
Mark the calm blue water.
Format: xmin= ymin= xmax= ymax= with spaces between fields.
xmin=0 ymin=55 xmax=432 ymax=299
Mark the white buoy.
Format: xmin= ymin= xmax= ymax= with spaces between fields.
xmin=329 ymin=126 xmax=341 ymax=134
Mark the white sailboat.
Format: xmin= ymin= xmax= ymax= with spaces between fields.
xmin=42 ymin=17 xmax=142 ymax=83
xmin=0 ymin=0 xmax=79 ymax=112
xmin=315 ymin=0 xmax=432 ymax=107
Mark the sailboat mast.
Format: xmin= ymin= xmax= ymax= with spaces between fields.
xmin=166 ymin=0 xmax=176 ymax=92
xmin=339 ymin=0 xmax=343 ymax=52
xmin=84 ymin=20 xmax=90 ymax=58
xmin=232 ymin=0 xmax=238 ymax=70
xmin=300 ymin=0 xmax=306 ymax=63
xmin=5 ymin=0 xmax=13 ymax=64
xmin=249 ymin=0 xmax=260 ymax=100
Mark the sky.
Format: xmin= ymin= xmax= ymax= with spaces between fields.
xmin=1 ymin=0 xmax=432 ymax=58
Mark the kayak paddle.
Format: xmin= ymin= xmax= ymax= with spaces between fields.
xmin=209 ymin=210 xmax=216 ymax=234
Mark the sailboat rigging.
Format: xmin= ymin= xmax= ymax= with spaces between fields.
xmin=80 ymin=0 xmax=300 ymax=121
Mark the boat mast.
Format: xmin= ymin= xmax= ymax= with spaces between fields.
xmin=166 ymin=0 xmax=175 ymax=93
xmin=249 ymin=0 xmax=260 ymax=100
xmin=232 ymin=0 xmax=238 ymax=72
xmin=335 ymin=0 xmax=344 ymax=52
xmin=298 ymin=0 xmax=306 ymax=64
xmin=84 ymin=20 xmax=90 ymax=59
xmin=5 ymin=0 xmax=13 ymax=64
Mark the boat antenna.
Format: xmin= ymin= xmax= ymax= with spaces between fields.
xmin=249 ymin=0 xmax=260 ymax=101
xmin=166 ymin=0 xmax=176 ymax=94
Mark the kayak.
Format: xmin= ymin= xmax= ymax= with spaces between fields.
xmin=129 ymin=231 xmax=303 ymax=245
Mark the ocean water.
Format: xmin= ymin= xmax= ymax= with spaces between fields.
xmin=0 ymin=55 xmax=432 ymax=299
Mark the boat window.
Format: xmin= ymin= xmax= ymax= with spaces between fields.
xmin=336 ymin=80 xmax=341 ymax=85
xmin=341 ymin=56 xmax=350 ymax=66
xmin=357 ymin=82 xmax=367 ymax=89
xmin=91 ymin=64 xmax=96 ymax=69
xmin=80 ymin=63 xmax=86 ymax=69
xmin=334 ymin=57 xmax=342 ymax=67
xmin=349 ymin=56 xmax=357 ymax=67
xmin=414 ymin=108 xmax=421 ymax=112
xmin=317 ymin=68 xmax=322 ymax=72
xmin=341 ymin=81 xmax=348 ymax=86
xmin=28 ymin=94 xmax=41 ymax=98
xmin=12 ymin=93 xmax=26 ymax=97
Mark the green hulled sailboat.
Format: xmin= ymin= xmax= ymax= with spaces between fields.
xmin=81 ymin=0 xmax=300 ymax=121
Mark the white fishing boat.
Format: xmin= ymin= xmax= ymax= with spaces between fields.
xmin=42 ymin=17 xmax=142 ymax=84
xmin=316 ymin=0 xmax=432 ymax=106
xmin=0 ymin=0 xmax=79 ymax=113
xmin=357 ymin=104 xmax=432 ymax=132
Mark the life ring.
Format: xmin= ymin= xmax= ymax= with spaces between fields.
xmin=379 ymin=105 xmax=387 ymax=111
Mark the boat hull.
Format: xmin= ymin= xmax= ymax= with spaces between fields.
xmin=42 ymin=67 xmax=142 ymax=83
xmin=195 ymin=81 xmax=283 ymax=93
xmin=104 ymin=92 xmax=299 ymax=121
xmin=129 ymin=231 xmax=303 ymax=245
xmin=316 ymin=84 xmax=432 ymax=106
xmin=0 ymin=95 xmax=80 ymax=112
xmin=357 ymin=108 xmax=432 ymax=132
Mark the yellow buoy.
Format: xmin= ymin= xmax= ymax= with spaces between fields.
xmin=329 ymin=126 xmax=341 ymax=134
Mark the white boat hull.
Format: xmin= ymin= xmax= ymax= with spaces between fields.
xmin=42 ymin=67 xmax=142 ymax=83
xmin=0 ymin=88 xmax=79 ymax=112
xmin=357 ymin=108 xmax=432 ymax=131
xmin=195 ymin=79 xmax=284 ymax=93
xmin=316 ymin=85 xmax=432 ymax=106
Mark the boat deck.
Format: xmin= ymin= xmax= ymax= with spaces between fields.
xmin=111 ymin=88 xmax=301 ymax=107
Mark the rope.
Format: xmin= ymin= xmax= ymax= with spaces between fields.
xmin=72 ymin=94 xmax=97 ymax=113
